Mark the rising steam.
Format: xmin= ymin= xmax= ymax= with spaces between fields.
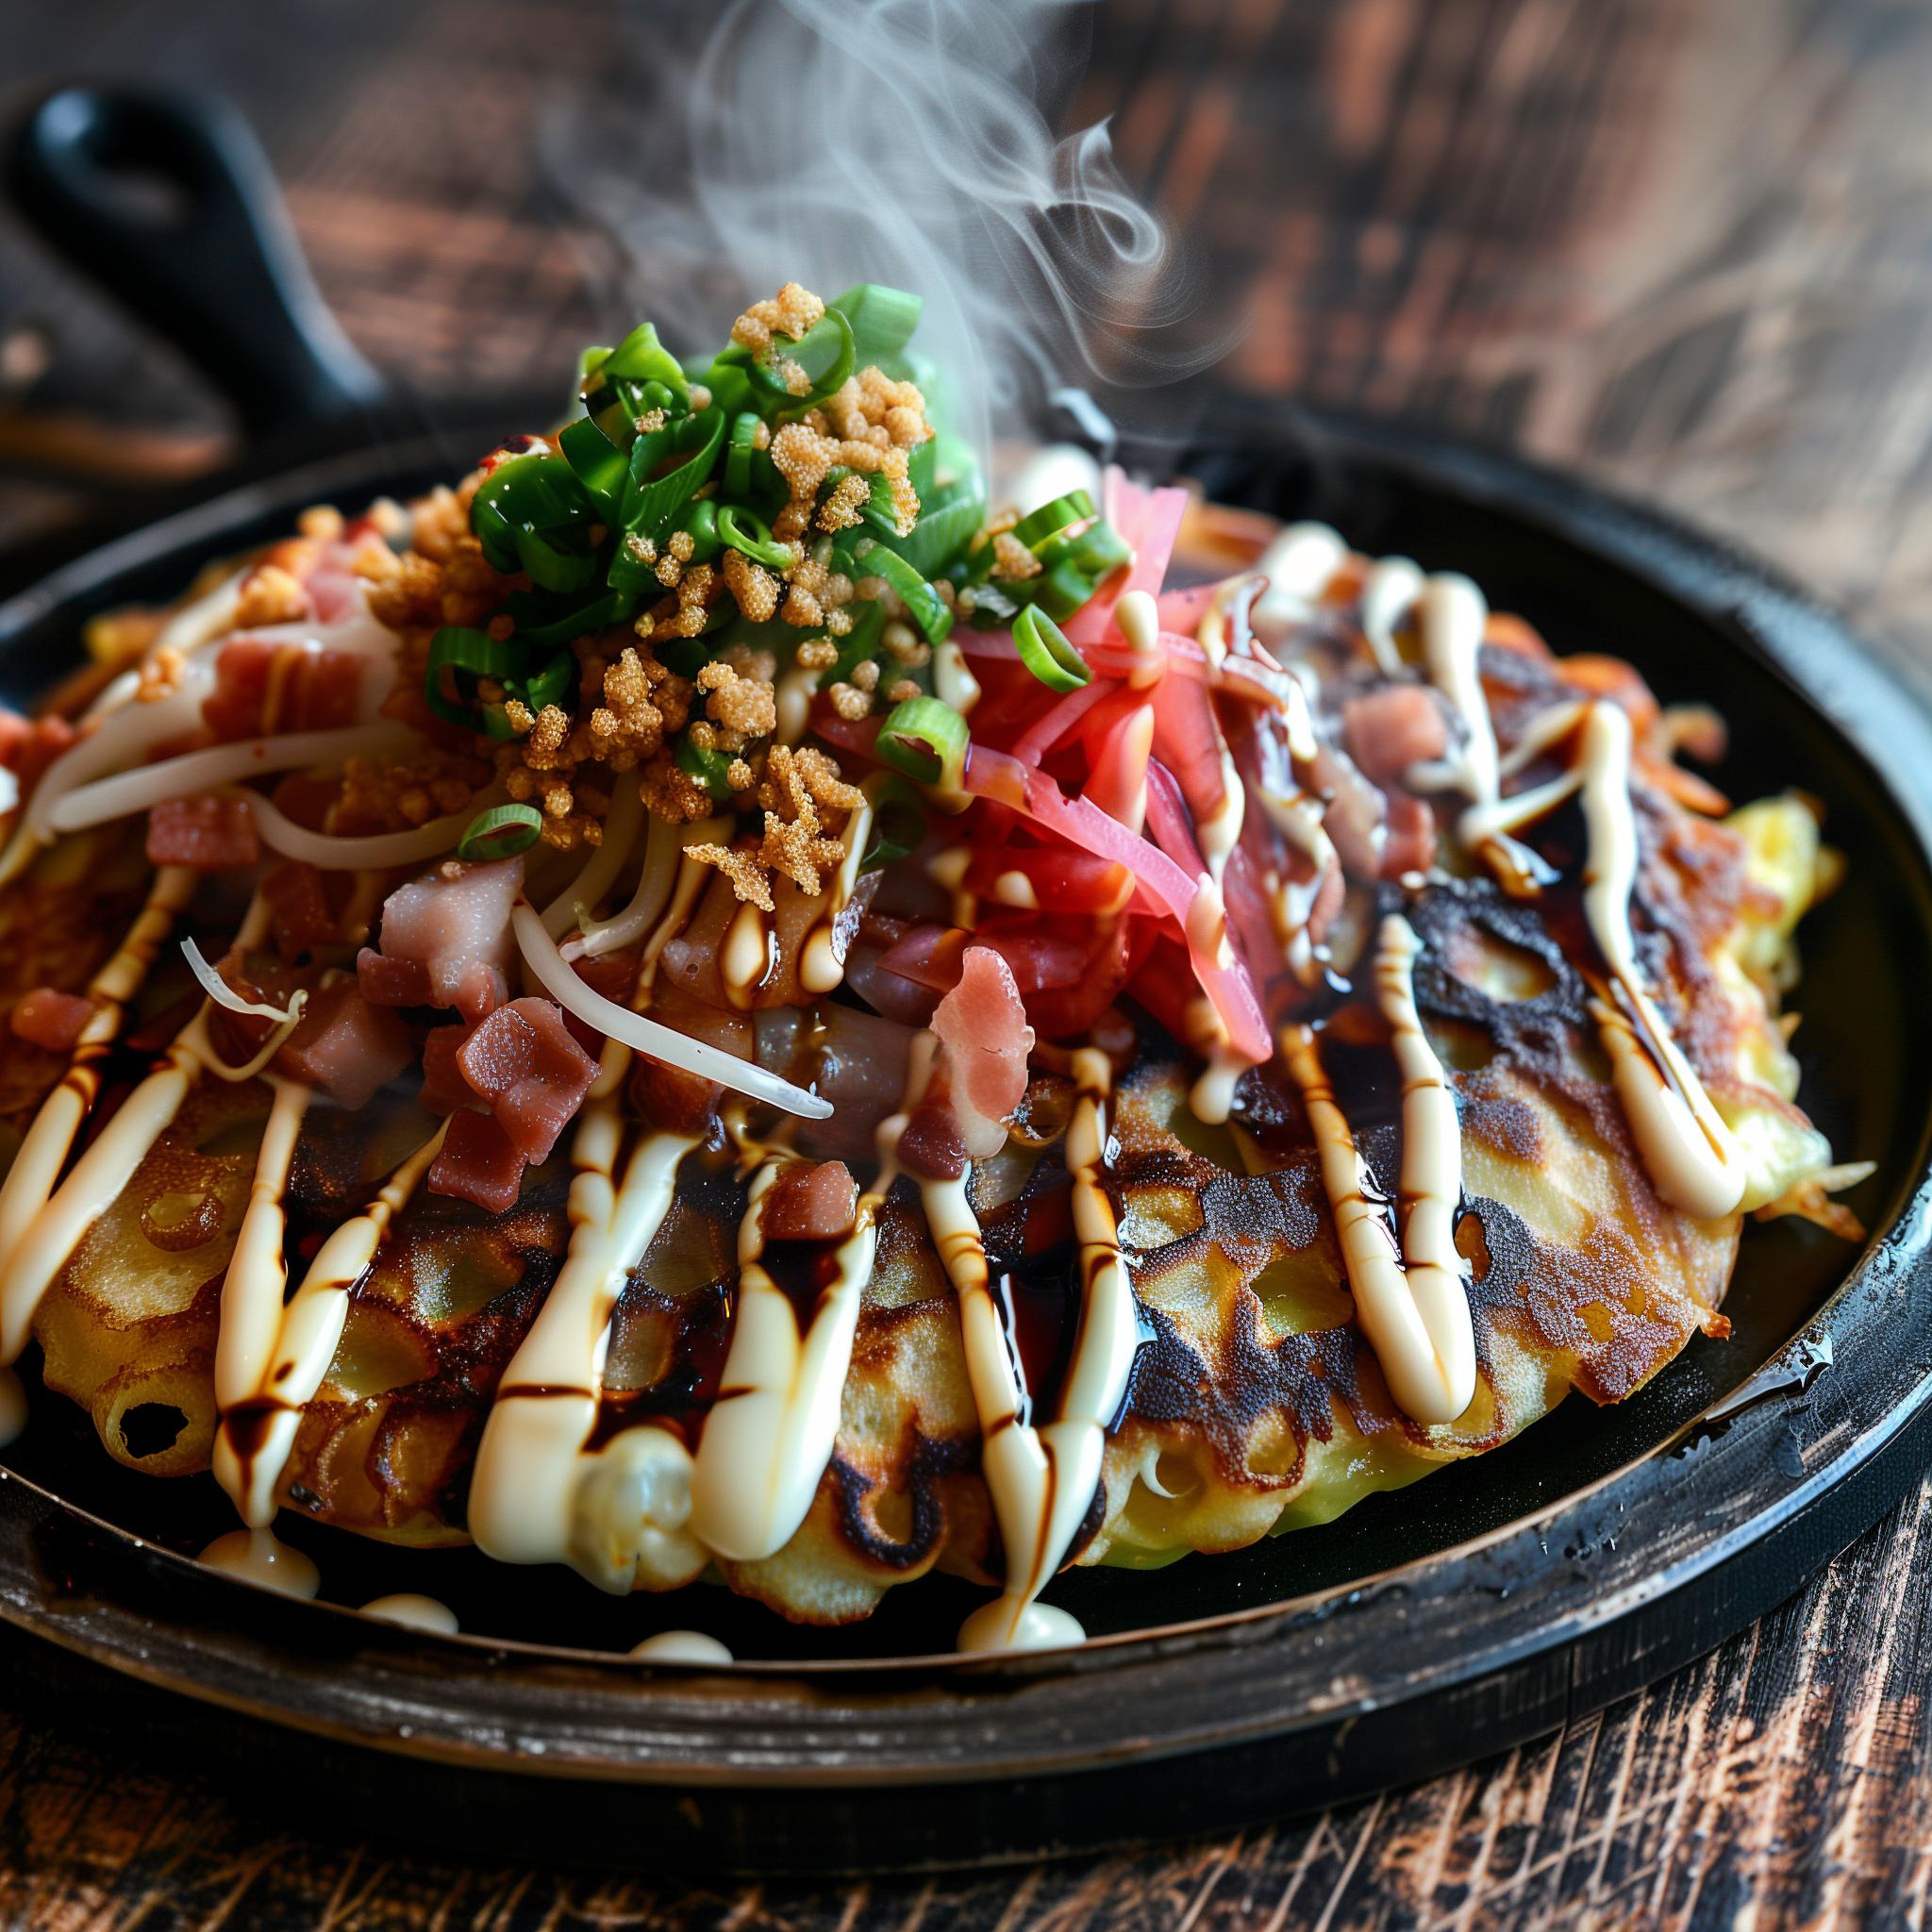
xmin=547 ymin=0 xmax=1227 ymax=463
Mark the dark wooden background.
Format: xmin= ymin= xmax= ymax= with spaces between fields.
xmin=5 ymin=0 xmax=1932 ymax=1924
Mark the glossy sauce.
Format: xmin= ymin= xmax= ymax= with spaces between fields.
xmin=1281 ymin=915 xmax=1475 ymax=1424
xmin=954 ymin=1046 xmax=1138 ymax=1653
xmin=213 ymin=1116 xmax=449 ymax=1526
xmin=467 ymin=1059 xmax=697 ymax=1578
xmin=360 ymin=1592 xmax=459 ymax=1634
xmin=198 ymin=1525 xmax=320 ymax=1599
xmin=0 ymin=889 xmax=270 ymax=1366
xmin=687 ymin=1149 xmax=881 ymax=1564
xmin=630 ymin=1628 xmax=734 ymax=1664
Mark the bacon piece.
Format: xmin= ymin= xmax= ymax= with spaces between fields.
xmin=0 ymin=709 xmax=77 ymax=802
xmin=762 ymin=1160 xmax=858 ymax=1242
xmin=930 ymin=946 xmax=1035 ymax=1159
xmin=419 ymin=1023 xmax=485 ymax=1116
xmin=263 ymin=860 xmax=336 ymax=963
xmin=629 ymin=1059 xmax=724 ymax=1139
xmin=11 ymin=987 xmax=95 ymax=1053
xmin=202 ymin=638 xmax=366 ymax=741
xmin=362 ymin=857 xmax=522 ymax=1023
xmin=357 ymin=950 xmax=432 ymax=1008
xmin=897 ymin=1100 xmax=968 ymax=1180
xmin=146 ymin=795 xmax=261 ymax=870
xmin=275 ymin=982 xmax=413 ymax=1109
xmin=456 ymin=996 xmax=597 ymax=1163
xmin=427 ymin=1110 xmax=526 ymax=1216
xmin=1342 ymin=684 xmax=1451 ymax=789
xmin=1380 ymin=793 xmax=1437 ymax=881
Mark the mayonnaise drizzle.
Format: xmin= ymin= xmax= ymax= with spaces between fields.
xmin=199 ymin=1525 xmax=320 ymax=1599
xmin=688 ymin=1152 xmax=881 ymax=1563
xmin=0 ymin=863 xmax=196 ymax=1335
xmin=1407 ymin=573 xmax=1499 ymax=808
xmin=1359 ymin=557 xmax=1424 ymax=676
xmin=1250 ymin=523 xmax=1349 ymax=644
xmin=951 ymin=1045 xmax=1136 ymax=1653
xmin=800 ymin=786 xmax=875 ymax=995
xmin=0 ymin=891 xmax=273 ymax=1366
xmin=212 ymin=1078 xmax=313 ymax=1426
xmin=1282 ymin=916 xmax=1474 ymax=1424
xmin=467 ymin=1048 xmax=698 ymax=1581
xmin=212 ymin=1120 xmax=449 ymax=1526
xmin=630 ymin=1629 xmax=734 ymax=1664
xmin=361 ymin=1592 xmax=459 ymax=1634
xmin=1574 ymin=702 xmax=1748 ymax=1218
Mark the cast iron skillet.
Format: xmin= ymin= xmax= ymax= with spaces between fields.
xmin=2 ymin=85 xmax=1931 ymax=1875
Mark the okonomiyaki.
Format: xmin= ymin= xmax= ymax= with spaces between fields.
xmin=0 ymin=282 xmax=1865 ymax=1654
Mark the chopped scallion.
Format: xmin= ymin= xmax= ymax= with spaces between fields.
xmin=458 ymin=803 xmax=543 ymax=862
xmin=716 ymin=504 xmax=797 ymax=572
xmin=875 ymin=694 xmax=969 ymax=791
xmin=1012 ymin=605 xmax=1091 ymax=693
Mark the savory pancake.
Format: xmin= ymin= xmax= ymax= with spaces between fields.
xmin=0 ymin=280 xmax=1859 ymax=1650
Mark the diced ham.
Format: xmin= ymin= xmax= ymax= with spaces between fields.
xmin=147 ymin=795 xmax=260 ymax=870
xmin=11 ymin=987 xmax=94 ymax=1053
xmin=762 ymin=1160 xmax=858 ymax=1242
xmin=897 ymin=1099 xmax=967 ymax=1180
xmin=1342 ymin=683 xmax=1451 ymax=789
xmin=629 ymin=1058 xmax=724 ymax=1139
xmin=202 ymin=638 xmax=366 ymax=741
xmin=263 ymin=860 xmax=336 ymax=962
xmin=305 ymin=567 xmax=365 ymax=625
xmin=420 ymin=1024 xmax=485 ymax=1115
xmin=362 ymin=857 xmax=521 ymax=1023
xmin=930 ymin=946 xmax=1035 ymax=1159
xmin=1380 ymin=793 xmax=1438 ymax=882
xmin=427 ymin=1110 xmax=526 ymax=1216
xmin=455 ymin=996 xmax=597 ymax=1163
xmin=357 ymin=950 xmax=433 ymax=1007
xmin=0 ymin=709 xmax=77 ymax=802
xmin=275 ymin=982 xmax=413 ymax=1109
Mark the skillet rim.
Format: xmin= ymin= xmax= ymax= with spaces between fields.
xmin=1 ymin=400 xmax=1929 ymax=1807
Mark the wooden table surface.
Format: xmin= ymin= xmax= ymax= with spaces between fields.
xmin=5 ymin=0 xmax=1932 ymax=1924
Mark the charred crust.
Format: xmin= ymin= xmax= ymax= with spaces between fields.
xmin=829 ymin=1430 xmax=974 ymax=1572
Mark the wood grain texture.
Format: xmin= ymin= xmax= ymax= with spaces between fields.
xmin=5 ymin=0 xmax=1932 ymax=1923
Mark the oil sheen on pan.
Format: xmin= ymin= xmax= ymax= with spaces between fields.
xmin=0 ymin=281 xmax=1867 ymax=1658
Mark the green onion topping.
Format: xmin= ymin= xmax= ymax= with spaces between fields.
xmin=839 ymin=538 xmax=953 ymax=643
xmin=1010 ymin=490 xmax=1095 ymax=551
xmin=875 ymin=694 xmax=969 ymax=791
xmin=676 ymin=732 xmax=738 ymax=801
xmin=859 ymin=778 xmax=928 ymax=874
xmin=425 ymin=626 xmax=521 ymax=727
xmin=458 ymin=803 xmax=543 ymax=863
xmin=828 ymin=283 xmax=924 ymax=369
xmin=1012 ymin=606 xmax=1091 ymax=693
xmin=747 ymin=304 xmax=855 ymax=410
xmin=724 ymin=410 xmax=761 ymax=500
xmin=716 ymin=504 xmax=797 ymax=572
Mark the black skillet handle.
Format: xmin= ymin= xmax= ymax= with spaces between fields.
xmin=5 ymin=85 xmax=388 ymax=441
